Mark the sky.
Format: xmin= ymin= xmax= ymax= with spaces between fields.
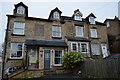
xmin=0 ymin=0 xmax=120 ymax=47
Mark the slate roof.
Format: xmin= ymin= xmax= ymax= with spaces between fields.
xmin=25 ymin=38 xmax=68 ymax=47
xmin=65 ymin=36 xmax=90 ymax=42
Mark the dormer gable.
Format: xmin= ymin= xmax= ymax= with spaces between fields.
xmin=14 ymin=2 xmax=28 ymax=17
xmin=86 ymin=13 xmax=96 ymax=24
xmin=48 ymin=7 xmax=62 ymax=20
xmin=73 ymin=9 xmax=83 ymax=21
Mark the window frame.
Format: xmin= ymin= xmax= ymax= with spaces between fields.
xmin=74 ymin=15 xmax=82 ymax=21
xmin=17 ymin=6 xmax=25 ymax=14
xmin=71 ymin=42 xmax=78 ymax=52
xmin=13 ymin=22 xmax=25 ymax=35
xmin=76 ymin=26 xmax=84 ymax=37
xmin=10 ymin=43 xmax=24 ymax=59
xmin=90 ymin=28 xmax=98 ymax=38
xmin=89 ymin=17 xmax=95 ymax=24
xmin=53 ymin=11 xmax=60 ymax=19
xmin=53 ymin=50 xmax=63 ymax=66
xmin=106 ymin=22 xmax=110 ymax=27
xmin=52 ymin=26 xmax=61 ymax=38
xmin=91 ymin=44 xmax=100 ymax=55
xmin=80 ymin=42 xmax=89 ymax=53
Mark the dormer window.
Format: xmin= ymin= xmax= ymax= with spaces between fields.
xmin=17 ymin=6 xmax=25 ymax=14
xmin=89 ymin=17 xmax=95 ymax=24
xmin=73 ymin=9 xmax=83 ymax=21
xmin=74 ymin=15 xmax=82 ymax=21
xmin=53 ymin=11 xmax=60 ymax=19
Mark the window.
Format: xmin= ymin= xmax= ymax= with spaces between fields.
xmin=71 ymin=42 xmax=78 ymax=52
xmin=52 ymin=26 xmax=61 ymax=37
xmin=89 ymin=17 xmax=95 ymax=24
xmin=54 ymin=50 xmax=62 ymax=65
xmin=10 ymin=43 xmax=23 ymax=59
xmin=91 ymin=44 xmax=100 ymax=55
xmin=106 ymin=22 xmax=110 ymax=27
xmin=13 ymin=22 xmax=25 ymax=35
xmin=80 ymin=43 xmax=88 ymax=53
xmin=76 ymin=26 xmax=83 ymax=36
xmin=53 ymin=11 xmax=60 ymax=19
xmin=74 ymin=15 xmax=82 ymax=21
xmin=90 ymin=29 xmax=97 ymax=38
xmin=17 ymin=6 xmax=25 ymax=14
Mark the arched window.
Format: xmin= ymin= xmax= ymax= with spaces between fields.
xmin=17 ymin=6 xmax=25 ymax=14
xmin=53 ymin=11 xmax=60 ymax=19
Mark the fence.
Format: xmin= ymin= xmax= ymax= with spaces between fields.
xmin=80 ymin=58 xmax=120 ymax=78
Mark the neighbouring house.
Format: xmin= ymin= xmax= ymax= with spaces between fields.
xmin=3 ymin=2 xmax=109 ymax=77
xmin=0 ymin=54 xmax=2 ymax=80
xmin=104 ymin=16 xmax=120 ymax=54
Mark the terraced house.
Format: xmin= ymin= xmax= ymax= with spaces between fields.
xmin=3 ymin=2 xmax=109 ymax=76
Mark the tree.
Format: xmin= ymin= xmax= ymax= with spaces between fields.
xmin=62 ymin=52 xmax=85 ymax=70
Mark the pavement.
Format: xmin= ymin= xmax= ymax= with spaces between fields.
xmin=25 ymin=74 xmax=92 ymax=80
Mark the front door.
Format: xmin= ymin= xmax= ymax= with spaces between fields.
xmin=44 ymin=50 xmax=51 ymax=69
xmin=29 ymin=48 xmax=37 ymax=69
xmin=101 ymin=44 xmax=108 ymax=58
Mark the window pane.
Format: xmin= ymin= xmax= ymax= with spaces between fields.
xmin=54 ymin=11 xmax=59 ymax=19
xmin=72 ymin=43 xmax=77 ymax=51
xmin=76 ymin=26 xmax=83 ymax=36
xmin=13 ymin=22 xmax=25 ymax=35
xmin=55 ymin=58 xmax=62 ymax=64
xmin=55 ymin=50 xmax=62 ymax=64
xmin=81 ymin=43 xmax=87 ymax=52
xmin=17 ymin=51 xmax=22 ymax=57
xmin=52 ymin=26 xmax=61 ymax=37
xmin=90 ymin=29 xmax=97 ymax=38
xmin=89 ymin=17 xmax=95 ymax=24
xmin=10 ymin=43 xmax=23 ymax=58
xmin=13 ymin=28 xmax=24 ymax=34
xmin=17 ymin=6 xmax=25 ymax=14
xmin=18 ymin=43 xmax=22 ymax=50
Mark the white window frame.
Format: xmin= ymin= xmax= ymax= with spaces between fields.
xmin=71 ymin=42 xmax=78 ymax=52
xmin=80 ymin=42 xmax=89 ymax=53
xmin=53 ymin=50 xmax=63 ymax=66
xmin=76 ymin=26 xmax=83 ymax=37
xmin=10 ymin=43 xmax=24 ymax=59
xmin=52 ymin=26 xmax=61 ymax=37
xmin=91 ymin=44 xmax=100 ymax=55
xmin=17 ymin=6 xmax=25 ymax=14
xmin=53 ymin=11 xmax=60 ymax=19
xmin=13 ymin=22 xmax=25 ymax=35
xmin=89 ymin=17 xmax=95 ymax=24
xmin=90 ymin=29 xmax=98 ymax=38
xmin=106 ymin=22 xmax=110 ymax=27
xmin=74 ymin=15 xmax=82 ymax=21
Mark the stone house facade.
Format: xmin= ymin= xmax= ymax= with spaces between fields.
xmin=104 ymin=17 xmax=120 ymax=53
xmin=3 ymin=2 xmax=109 ymax=76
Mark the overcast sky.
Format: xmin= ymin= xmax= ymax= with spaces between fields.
xmin=0 ymin=0 xmax=120 ymax=45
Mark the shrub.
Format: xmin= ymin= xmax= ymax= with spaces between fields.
xmin=62 ymin=51 xmax=85 ymax=70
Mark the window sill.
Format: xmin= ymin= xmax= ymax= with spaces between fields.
xmin=7 ymin=58 xmax=23 ymax=60
xmin=11 ymin=33 xmax=25 ymax=36
xmin=53 ymin=64 xmax=62 ymax=66
xmin=52 ymin=37 xmax=62 ymax=39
